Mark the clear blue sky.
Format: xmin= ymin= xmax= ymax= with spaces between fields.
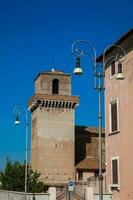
xmin=0 ymin=0 xmax=132 ymax=169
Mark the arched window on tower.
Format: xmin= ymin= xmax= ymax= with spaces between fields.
xmin=52 ymin=79 xmax=59 ymax=94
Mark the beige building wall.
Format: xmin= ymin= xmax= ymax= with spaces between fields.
xmin=105 ymin=33 xmax=133 ymax=200
xmin=31 ymin=107 xmax=75 ymax=184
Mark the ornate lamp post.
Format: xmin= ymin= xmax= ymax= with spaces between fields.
xmin=71 ymin=40 xmax=126 ymax=200
xmin=14 ymin=105 xmax=29 ymax=200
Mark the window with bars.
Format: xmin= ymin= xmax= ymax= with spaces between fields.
xmin=110 ymin=100 xmax=118 ymax=132
xmin=111 ymin=157 xmax=119 ymax=185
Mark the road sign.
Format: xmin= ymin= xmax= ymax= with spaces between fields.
xmin=68 ymin=180 xmax=74 ymax=191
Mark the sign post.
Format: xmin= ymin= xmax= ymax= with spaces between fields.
xmin=68 ymin=180 xmax=74 ymax=200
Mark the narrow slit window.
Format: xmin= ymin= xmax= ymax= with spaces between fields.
xmin=118 ymin=62 xmax=122 ymax=73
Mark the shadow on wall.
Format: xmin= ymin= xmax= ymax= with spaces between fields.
xmin=75 ymin=125 xmax=104 ymax=165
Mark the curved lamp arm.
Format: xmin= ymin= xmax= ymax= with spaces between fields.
xmin=13 ymin=105 xmax=28 ymax=124
xmin=71 ymin=40 xmax=96 ymax=59
xmin=71 ymin=40 xmax=97 ymax=74
xmin=103 ymin=44 xmax=126 ymax=74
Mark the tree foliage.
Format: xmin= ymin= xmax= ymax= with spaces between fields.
xmin=0 ymin=159 xmax=45 ymax=193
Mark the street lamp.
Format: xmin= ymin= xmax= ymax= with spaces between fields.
xmin=71 ymin=40 xmax=126 ymax=200
xmin=14 ymin=105 xmax=29 ymax=200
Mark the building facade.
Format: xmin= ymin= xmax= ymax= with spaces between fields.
xmin=98 ymin=29 xmax=133 ymax=200
xmin=75 ymin=126 xmax=105 ymax=193
xmin=29 ymin=70 xmax=79 ymax=185
xmin=28 ymin=69 xmax=105 ymax=190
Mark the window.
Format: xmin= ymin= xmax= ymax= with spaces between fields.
xmin=110 ymin=99 xmax=119 ymax=133
xmin=52 ymin=79 xmax=59 ymax=94
xmin=111 ymin=157 xmax=119 ymax=185
xmin=118 ymin=62 xmax=123 ymax=73
xmin=111 ymin=61 xmax=116 ymax=76
xmin=78 ymin=171 xmax=83 ymax=181
xmin=111 ymin=61 xmax=123 ymax=77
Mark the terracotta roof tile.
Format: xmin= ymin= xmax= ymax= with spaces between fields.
xmin=76 ymin=157 xmax=105 ymax=170
xmin=76 ymin=157 xmax=99 ymax=170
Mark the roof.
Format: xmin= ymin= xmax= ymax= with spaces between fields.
xmin=76 ymin=157 xmax=99 ymax=170
xmin=76 ymin=157 xmax=105 ymax=171
xmin=75 ymin=125 xmax=105 ymax=136
xmin=97 ymin=28 xmax=133 ymax=62
xmin=34 ymin=70 xmax=70 ymax=81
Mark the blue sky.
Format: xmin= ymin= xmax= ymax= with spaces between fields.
xmin=0 ymin=0 xmax=132 ymax=169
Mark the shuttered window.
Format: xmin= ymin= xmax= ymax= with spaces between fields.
xmin=111 ymin=61 xmax=116 ymax=76
xmin=112 ymin=158 xmax=119 ymax=184
xmin=111 ymin=101 xmax=118 ymax=132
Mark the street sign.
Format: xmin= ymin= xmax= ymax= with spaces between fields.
xmin=68 ymin=180 xmax=74 ymax=191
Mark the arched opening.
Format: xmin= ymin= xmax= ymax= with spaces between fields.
xmin=52 ymin=79 xmax=59 ymax=94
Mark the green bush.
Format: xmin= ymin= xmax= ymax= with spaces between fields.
xmin=0 ymin=159 xmax=45 ymax=193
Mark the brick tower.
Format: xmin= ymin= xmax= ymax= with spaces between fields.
xmin=29 ymin=69 xmax=79 ymax=185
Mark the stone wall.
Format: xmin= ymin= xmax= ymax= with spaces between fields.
xmin=0 ymin=190 xmax=50 ymax=200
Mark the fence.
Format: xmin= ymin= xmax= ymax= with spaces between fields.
xmin=0 ymin=188 xmax=112 ymax=200
xmin=94 ymin=194 xmax=113 ymax=200
xmin=56 ymin=183 xmax=112 ymax=200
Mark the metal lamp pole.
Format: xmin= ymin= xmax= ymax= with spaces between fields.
xmin=14 ymin=105 xmax=29 ymax=200
xmin=71 ymin=40 xmax=126 ymax=200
